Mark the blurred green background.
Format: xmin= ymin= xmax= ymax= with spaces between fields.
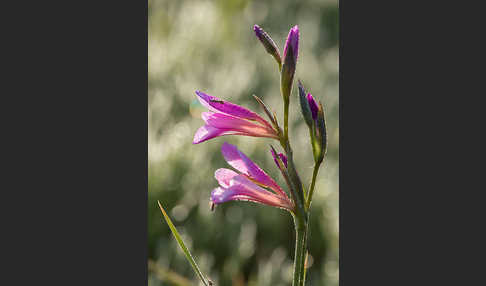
xmin=148 ymin=0 xmax=338 ymax=285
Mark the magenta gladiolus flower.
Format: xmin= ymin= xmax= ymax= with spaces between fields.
xmin=193 ymin=91 xmax=279 ymax=144
xmin=210 ymin=142 xmax=294 ymax=212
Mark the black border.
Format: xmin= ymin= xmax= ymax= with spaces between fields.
xmin=5 ymin=0 xmax=477 ymax=284
xmin=5 ymin=1 xmax=148 ymax=284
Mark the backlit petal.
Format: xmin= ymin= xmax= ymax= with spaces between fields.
xmin=195 ymin=90 xmax=273 ymax=129
xmin=214 ymin=168 xmax=238 ymax=188
xmin=202 ymin=112 xmax=277 ymax=138
xmin=221 ymin=142 xmax=287 ymax=198
xmin=210 ymin=175 xmax=293 ymax=211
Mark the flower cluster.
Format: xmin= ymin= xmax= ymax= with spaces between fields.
xmin=193 ymin=24 xmax=326 ymax=216
xmin=159 ymin=24 xmax=329 ymax=286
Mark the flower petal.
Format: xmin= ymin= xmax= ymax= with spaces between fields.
xmin=210 ymin=175 xmax=293 ymax=211
xmin=202 ymin=112 xmax=277 ymax=138
xmin=193 ymin=125 xmax=240 ymax=144
xmin=195 ymin=91 xmax=273 ymax=129
xmin=221 ymin=142 xmax=287 ymax=198
xmin=214 ymin=168 xmax=238 ymax=188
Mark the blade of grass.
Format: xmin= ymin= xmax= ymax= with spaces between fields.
xmin=148 ymin=259 xmax=192 ymax=286
xmin=157 ymin=200 xmax=210 ymax=286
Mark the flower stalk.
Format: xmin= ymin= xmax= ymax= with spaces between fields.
xmin=293 ymin=214 xmax=308 ymax=286
xmin=306 ymin=163 xmax=320 ymax=210
xmin=160 ymin=24 xmax=329 ymax=286
xmin=273 ymin=25 xmax=315 ymax=286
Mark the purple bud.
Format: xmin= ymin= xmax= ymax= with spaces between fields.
xmin=253 ymin=25 xmax=281 ymax=67
xmin=298 ymin=80 xmax=313 ymax=128
xmin=271 ymin=148 xmax=288 ymax=169
xmin=307 ymin=93 xmax=319 ymax=121
xmin=281 ymin=25 xmax=299 ymax=101
xmin=283 ymin=25 xmax=299 ymax=63
xmin=279 ymin=153 xmax=288 ymax=168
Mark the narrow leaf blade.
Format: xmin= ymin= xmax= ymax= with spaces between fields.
xmin=158 ymin=201 xmax=209 ymax=286
xmin=252 ymin=94 xmax=277 ymax=127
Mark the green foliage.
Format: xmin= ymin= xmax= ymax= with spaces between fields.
xmin=158 ymin=201 xmax=210 ymax=286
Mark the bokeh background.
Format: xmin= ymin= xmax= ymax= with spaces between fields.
xmin=148 ymin=0 xmax=338 ymax=285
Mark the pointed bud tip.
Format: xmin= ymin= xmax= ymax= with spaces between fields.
xmin=281 ymin=25 xmax=299 ymax=92
xmin=307 ymin=93 xmax=318 ymax=121
xmin=253 ymin=24 xmax=282 ymax=67
xmin=253 ymin=25 xmax=261 ymax=36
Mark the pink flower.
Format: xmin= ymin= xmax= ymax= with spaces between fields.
xmin=210 ymin=142 xmax=294 ymax=212
xmin=193 ymin=91 xmax=279 ymax=144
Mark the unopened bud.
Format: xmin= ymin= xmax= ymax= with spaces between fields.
xmin=298 ymin=80 xmax=314 ymax=128
xmin=253 ymin=25 xmax=282 ymax=67
xmin=271 ymin=147 xmax=288 ymax=170
xmin=307 ymin=93 xmax=318 ymax=121
xmin=281 ymin=25 xmax=299 ymax=102
xmin=315 ymin=102 xmax=327 ymax=163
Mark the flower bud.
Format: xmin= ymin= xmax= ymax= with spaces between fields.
xmin=307 ymin=93 xmax=318 ymax=121
xmin=283 ymin=26 xmax=299 ymax=66
xmin=271 ymin=147 xmax=288 ymax=170
xmin=281 ymin=25 xmax=299 ymax=102
xmin=315 ymin=102 xmax=327 ymax=163
xmin=253 ymin=25 xmax=281 ymax=67
xmin=299 ymin=80 xmax=327 ymax=164
xmin=298 ymin=80 xmax=314 ymax=129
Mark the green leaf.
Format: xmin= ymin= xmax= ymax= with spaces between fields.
xmin=158 ymin=201 xmax=211 ymax=286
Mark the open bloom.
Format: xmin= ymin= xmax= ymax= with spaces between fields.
xmin=193 ymin=91 xmax=279 ymax=144
xmin=210 ymin=142 xmax=294 ymax=212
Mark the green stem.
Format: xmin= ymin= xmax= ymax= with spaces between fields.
xmin=301 ymin=212 xmax=310 ymax=284
xmin=293 ymin=215 xmax=308 ymax=286
xmin=305 ymin=163 xmax=320 ymax=210
xmin=284 ymin=98 xmax=289 ymax=147
xmin=279 ymin=60 xmax=308 ymax=286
